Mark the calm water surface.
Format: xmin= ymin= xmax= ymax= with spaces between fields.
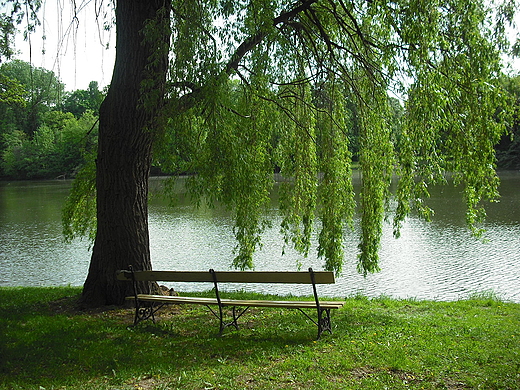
xmin=1 ymin=172 xmax=519 ymax=302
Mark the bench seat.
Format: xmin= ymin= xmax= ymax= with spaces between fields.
xmin=129 ymin=294 xmax=345 ymax=309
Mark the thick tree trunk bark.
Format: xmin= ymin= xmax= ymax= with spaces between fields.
xmin=81 ymin=0 xmax=171 ymax=307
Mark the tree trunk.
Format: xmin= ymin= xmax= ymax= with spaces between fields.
xmin=81 ymin=0 xmax=171 ymax=307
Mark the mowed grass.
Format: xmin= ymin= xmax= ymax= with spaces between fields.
xmin=0 ymin=287 xmax=519 ymax=389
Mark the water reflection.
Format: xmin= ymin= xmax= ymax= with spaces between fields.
xmin=0 ymin=181 xmax=91 ymax=287
xmin=1 ymin=172 xmax=519 ymax=302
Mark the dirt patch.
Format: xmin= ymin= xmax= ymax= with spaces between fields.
xmin=350 ymin=365 xmax=380 ymax=379
xmin=443 ymin=378 xmax=471 ymax=389
xmin=349 ymin=366 xmax=469 ymax=389
xmin=48 ymin=295 xmax=121 ymax=316
xmin=132 ymin=376 xmax=165 ymax=390
xmin=47 ymin=294 xmax=184 ymax=325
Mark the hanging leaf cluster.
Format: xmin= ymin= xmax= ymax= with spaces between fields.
xmin=66 ymin=0 xmax=517 ymax=276
xmin=155 ymin=0 xmax=517 ymax=275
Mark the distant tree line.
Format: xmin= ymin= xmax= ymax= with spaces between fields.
xmin=1 ymin=59 xmax=518 ymax=181
xmin=0 ymin=60 xmax=101 ymax=179
xmin=496 ymin=75 xmax=520 ymax=169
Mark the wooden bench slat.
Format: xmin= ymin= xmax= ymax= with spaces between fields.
xmin=130 ymin=295 xmax=219 ymax=304
xmin=117 ymin=270 xmax=214 ymax=283
xmin=129 ymin=294 xmax=345 ymax=309
xmin=117 ymin=270 xmax=335 ymax=284
xmin=130 ymin=295 xmax=347 ymax=307
xmin=220 ymin=299 xmax=344 ymax=309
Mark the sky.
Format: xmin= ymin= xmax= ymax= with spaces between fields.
xmin=13 ymin=1 xmax=519 ymax=93
xmin=14 ymin=1 xmax=116 ymax=91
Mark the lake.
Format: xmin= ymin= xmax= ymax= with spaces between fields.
xmin=1 ymin=172 xmax=519 ymax=302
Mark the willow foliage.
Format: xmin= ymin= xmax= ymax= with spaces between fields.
xmin=65 ymin=0 xmax=517 ymax=276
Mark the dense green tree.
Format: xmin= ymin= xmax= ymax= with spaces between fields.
xmin=0 ymin=59 xmax=64 ymax=135
xmin=5 ymin=0 xmax=516 ymax=306
xmin=0 ymin=0 xmax=40 ymax=59
xmin=496 ymin=74 xmax=520 ymax=168
xmin=0 ymin=73 xmax=25 ymax=104
xmin=0 ymin=72 xmax=25 ymax=156
xmin=62 ymin=81 xmax=105 ymax=118
xmin=0 ymin=59 xmax=100 ymax=178
xmin=1 ymin=109 xmax=98 ymax=179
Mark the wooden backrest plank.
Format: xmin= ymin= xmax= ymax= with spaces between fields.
xmin=117 ymin=270 xmax=335 ymax=284
xmin=213 ymin=271 xmax=335 ymax=284
xmin=117 ymin=270 xmax=214 ymax=282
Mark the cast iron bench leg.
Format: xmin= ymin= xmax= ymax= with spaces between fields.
xmin=317 ymin=308 xmax=333 ymax=340
xmin=133 ymin=302 xmax=164 ymax=326
xmin=208 ymin=305 xmax=250 ymax=335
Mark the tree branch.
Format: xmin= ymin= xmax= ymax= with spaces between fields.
xmin=173 ymin=0 xmax=319 ymax=114
xmin=224 ymin=0 xmax=319 ymax=75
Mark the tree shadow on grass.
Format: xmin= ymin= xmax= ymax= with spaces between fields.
xmin=0 ymin=294 xmax=326 ymax=388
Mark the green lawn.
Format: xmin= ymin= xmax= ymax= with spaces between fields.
xmin=1 ymin=287 xmax=519 ymax=389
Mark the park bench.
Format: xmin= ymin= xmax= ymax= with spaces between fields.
xmin=116 ymin=267 xmax=345 ymax=339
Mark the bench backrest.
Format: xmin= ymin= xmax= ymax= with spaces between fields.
xmin=117 ymin=269 xmax=335 ymax=284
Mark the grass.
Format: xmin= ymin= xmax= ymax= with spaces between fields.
xmin=1 ymin=287 xmax=519 ymax=389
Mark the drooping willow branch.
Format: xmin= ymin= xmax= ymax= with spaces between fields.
xmin=169 ymin=0 xmax=319 ymax=114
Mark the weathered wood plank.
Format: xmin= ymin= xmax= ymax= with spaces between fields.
xmin=117 ymin=270 xmax=213 ymax=282
xmin=128 ymin=294 xmax=345 ymax=309
xmin=117 ymin=270 xmax=335 ymax=284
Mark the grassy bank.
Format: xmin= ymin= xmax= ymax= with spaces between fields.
xmin=1 ymin=287 xmax=519 ymax=390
